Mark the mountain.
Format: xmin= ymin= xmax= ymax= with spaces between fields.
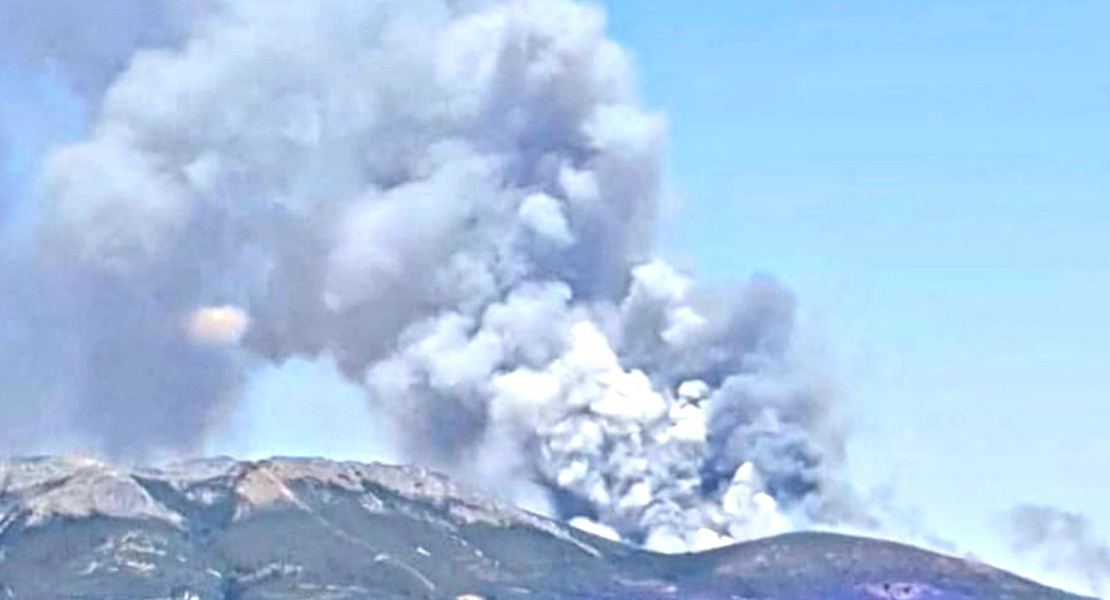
xmin=0 ymin=457 xmax=1090 ymax=600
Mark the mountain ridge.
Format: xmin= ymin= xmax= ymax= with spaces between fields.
xmin=0 ymin=456 xmax=1092 ymax=600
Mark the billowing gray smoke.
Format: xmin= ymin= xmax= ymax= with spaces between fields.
xmin=1007 ymin=505 xmax=1110 ymax=596
xmin=0 ymin=0 xmax=860 ymax=550
xmin=0 ymin=0 xmax=192 ymax=95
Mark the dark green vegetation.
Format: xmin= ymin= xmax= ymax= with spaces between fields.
xmin=0 ymin=458 xmax=1090 ymax=600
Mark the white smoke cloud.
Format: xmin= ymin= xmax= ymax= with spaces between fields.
xmin=1006 ymin=505 xmax=1110 ymax=597
xmin=0 ymin=0 xmax=866 ymax=550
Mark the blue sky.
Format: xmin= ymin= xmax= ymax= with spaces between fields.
xmin=599 ymin=0 xmax=1110 ymax=560
xmin=1 ymin=0 xmax=1108 ymax=581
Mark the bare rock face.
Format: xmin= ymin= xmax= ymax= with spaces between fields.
xmin=2 ymin=457 xmax=184 ymax=527
xmin=0 ymin=457 xmax=1091 ymax=600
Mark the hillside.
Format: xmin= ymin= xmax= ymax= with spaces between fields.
xmin=0 ymin=457 xmax=1090 ymax=600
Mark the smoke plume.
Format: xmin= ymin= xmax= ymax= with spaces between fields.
xmin=0 ymin=0 xmax=863 ymax=550
xmin=1007 ymin=505 xmax=1110 ymax=597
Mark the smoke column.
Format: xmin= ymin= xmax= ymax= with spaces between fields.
xmin=0 ymin=0 xmax=864 ymax=551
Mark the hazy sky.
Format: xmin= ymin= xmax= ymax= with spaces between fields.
xmin=1 ymin=0 xmax=1107 ymax=589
